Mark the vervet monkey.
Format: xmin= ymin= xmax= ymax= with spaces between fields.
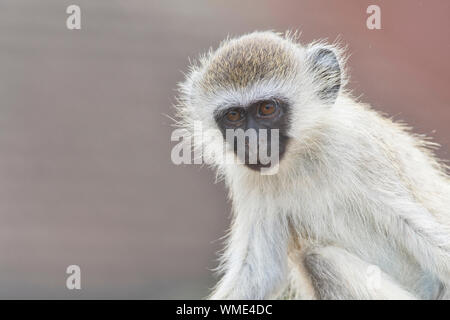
xmin=175 ymin=31 xmax=450 ymax=299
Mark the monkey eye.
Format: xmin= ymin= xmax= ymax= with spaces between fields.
xmin=225 ymin=108 xmax=244 ymax=122
xmin=257 ymin=100 xmax=278 ymax=117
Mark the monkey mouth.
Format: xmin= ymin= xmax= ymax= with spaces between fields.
xmin=234 ymin=146 xmax=278 ymax=171
xmin=234 ymin=137 xmax=289 ymax=172
xmin=245 ymin=161 xmax=274 ymax=171
xmin=237 ymin=151 xmax=283 ymax=173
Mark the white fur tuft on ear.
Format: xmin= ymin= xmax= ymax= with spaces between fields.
xmin=305 ymin=44 xmax=342 ymax=103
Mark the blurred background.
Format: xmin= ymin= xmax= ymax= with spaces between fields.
xmin=0 ymin=0 xmax=448 ymax=298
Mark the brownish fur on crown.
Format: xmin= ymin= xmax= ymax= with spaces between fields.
xmin=199 ymin=32 xmax=300 ymax=92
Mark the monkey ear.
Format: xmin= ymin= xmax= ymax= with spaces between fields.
xmin=306 ymin=45 xmax=341 ymax=104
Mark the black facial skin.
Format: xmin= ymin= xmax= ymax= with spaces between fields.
xmin=214 ymin=99 xmax=291 ymax=171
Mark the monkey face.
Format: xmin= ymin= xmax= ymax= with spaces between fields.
xmin=214 ymin=98 xmax=291 ymax=171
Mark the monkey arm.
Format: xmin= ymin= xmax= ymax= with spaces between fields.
xmin=384 ymin=203 xmax=450 ymax=287
xmin=298 ymin=246 xmax=417 ymax=299
xmin=209 ymin=209 xmax=290 ymax=300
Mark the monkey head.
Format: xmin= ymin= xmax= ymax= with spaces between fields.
xmin=177 ymin=31 xmax=344 ymax=175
